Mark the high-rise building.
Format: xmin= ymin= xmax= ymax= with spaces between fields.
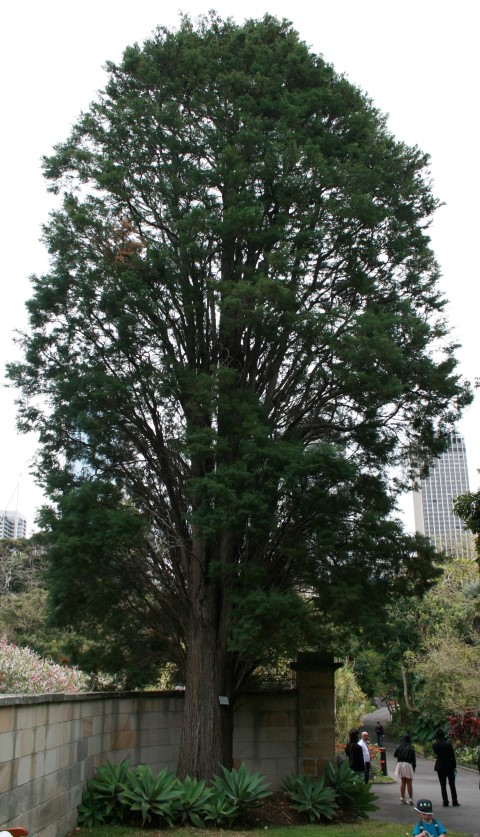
xmin=413 ymin=433 xmax=474 ymax=557
xmin=0 ymin=510 xmax=27 ymax=539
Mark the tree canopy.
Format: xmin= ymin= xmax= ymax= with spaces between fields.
xmin=8 ymin=14 xmax=471 ymax=778
xmin=455 ymin=491 xmax=480 ymax=562
xmin=346 ymin=555 xmax=480 ymax=734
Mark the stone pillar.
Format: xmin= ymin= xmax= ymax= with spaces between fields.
xmin=290 ymin=652 xmax=342 ymax=776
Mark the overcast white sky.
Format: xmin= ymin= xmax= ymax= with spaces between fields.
xmin=1 ymin=0 xmax=479 ymax=534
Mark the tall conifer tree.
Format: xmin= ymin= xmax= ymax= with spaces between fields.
xmin=9 ymin=15 xmax=470 ymax=777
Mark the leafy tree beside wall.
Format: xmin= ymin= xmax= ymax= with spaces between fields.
xmin=8 ymin=15 xmax=470 ymax=779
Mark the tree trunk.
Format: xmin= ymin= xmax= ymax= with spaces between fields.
xmin=177 ymin=556 xmax=234 ymax=779
xmin=400 ymin=658 xmax=419 ymax=713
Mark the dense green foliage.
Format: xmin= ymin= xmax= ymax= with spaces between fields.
xmin=322 ymin=760 xmax=378 ymax=819
xmin=9 ymin=13 xmax=470 ymax=776
xmin=77 ymin=792 xmax=108 ymax=828
xmin=87 ymin=761 xmax=133 ymax=823
xmin=0 ymin=538 xmax=52 ymax=655
xmin=334 ymin=663 xmax=371 ymax=742
xmin=0 ymin=538 xmax=91 ymax=689
xmin=80 ymin=760 xmax=377 ymax=828
xmin=0 ymin=537 xmax=139 ymax=689
xmin=177 ymin=775 xmax=213 ymax=828
xmin=453 ymin=380 xmax=480 ymax=562
xmin=282 ymin=774 xmax=337 ymax=821
xmin=119 ymin=765 xmax=183 ymax=826
xmin=454 ymin=490 xmax=480 ymax=561
xmin=78 ymin=761 xmax=270 ymax=829
xmin=210 ymin=764 xmax=271 ymax=821
xmin=350 ymin=556 xmax=480 ymax=733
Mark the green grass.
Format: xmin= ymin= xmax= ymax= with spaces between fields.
xmin=73 ymin=823 xmax=472 ymax=837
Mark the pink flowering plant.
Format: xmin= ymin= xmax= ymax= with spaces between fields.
xmin=0 ymin=636 xmax=88 ymax=694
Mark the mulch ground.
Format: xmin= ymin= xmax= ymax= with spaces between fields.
xmin=242 ymin=791 xmax=361 ymax=829
xmin=243 ymin=792 xmax=309 ymax=828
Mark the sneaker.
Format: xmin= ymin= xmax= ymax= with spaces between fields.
xmin=400 ymin=798 xmax=407 ymax=804
xmin=452 ymin=802 xmax=461 ymax=807
xmin=408 ymin=799 xmax=414 ymax=805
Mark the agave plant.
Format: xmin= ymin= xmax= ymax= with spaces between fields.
xmin=119 ymin=765 xmax=183 ymax=825
xmin=282 ymin=774 xmax=303 ymax=795
xmin=203 ymin=763 xmax=272 ymax=826
xmin=323 ymin=759 xmax=378 ymax=818
xmin=282 ymin=774 xmax=337 ymax=822
xmin=212 ymin=763 xmax=271 ymax=815
xmin=77 ymin=790 xmax=107 ymax=827
xmin=176 ymin=775 xmax=213 ymax=827
xmin=203 ymin=788 xmax=241 ymax=828
xmin=87 ymin=759 xmax=132 ymax=823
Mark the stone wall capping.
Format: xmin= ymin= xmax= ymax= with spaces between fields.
xmin=0 ymin=690 xmax=184 ymax=707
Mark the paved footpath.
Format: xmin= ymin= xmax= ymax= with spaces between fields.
xmin=360 ymin=707 xmax=479 ymax=836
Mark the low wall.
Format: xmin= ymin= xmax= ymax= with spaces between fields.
xmin=0 ymin=653 xmax=338 ymax=837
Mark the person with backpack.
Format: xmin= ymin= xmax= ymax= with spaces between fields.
xmin=412 ymin=798 xmax=446 ymax=836
xmin=393 ymin=733 xmax=416 ymax=805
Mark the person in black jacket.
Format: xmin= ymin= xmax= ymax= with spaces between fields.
xmin=393 ymin=734 xmax=416 ymax=804
xmin=432 ymin=728 xmax=460 ymax=807
xmin=345 ymin=729 xmax=365 ymax=774
xmin=375 ymin=721 xmax=385 ymax=746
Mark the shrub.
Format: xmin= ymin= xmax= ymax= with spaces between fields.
xmin=282 ymin=774 xmax=337 ymax=822
xmin=77 ymin=790 xmax=107 ymax=827
xmin=368 ymin=743 xmax=383 ymax=776
xmin=387 ymin=707 xmax=443 ymax=749
xmin=448 ymin=710 xmax=480 ymax=746
xmin=0 ymin=635 xmax=87 ymax=694
xmin=86 ymin=759 xmax=131 ymax=823
xmin=323 ymin=759 xmax=378 ymax=818
xmin=78 ymin=761 xmax=271 ymax=829
xmin=202 ymin=788 xmax=240 ymax=828
xmin=453 ymin=744 xmax=480 ymax=768
xmin=176 ymin=775 xmax=213 ymax=827
xmin=409 ymin=713 xmax=444 ymax=746
xmin=119 ymin=765 xmax=182 ymax=825
xmin=210 ymin=763 xmax=271 ymax=823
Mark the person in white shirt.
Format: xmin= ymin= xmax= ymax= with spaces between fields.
xmin=359 ymin=731 xmax=371 ymax=783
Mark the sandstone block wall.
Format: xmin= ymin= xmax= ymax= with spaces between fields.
xmin=0 ymin=692 xmax=185 ymax=837
xmin=0 ymin=654 xmax=337 ymax=837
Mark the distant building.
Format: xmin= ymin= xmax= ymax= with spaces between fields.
xmin=0 ymin=510 xmax=27 ymax=539
xmin=413 ymin=433 xmax=474 ymax=558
